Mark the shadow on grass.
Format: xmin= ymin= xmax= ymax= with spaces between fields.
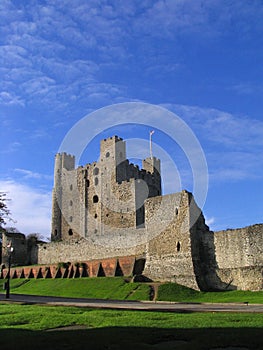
xmin=1 ymin=327 xmax=263 ymax=350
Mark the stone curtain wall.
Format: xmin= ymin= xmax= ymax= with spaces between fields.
xmin=38 ymin=191 xmax=263 ymax=291
xmin=214 ymin=224 xmax=263 ymax=290
xmin=38 ymin=233 xmax=147 ymax=265
xmin=214 ymin=224 xmax=263 ymax=268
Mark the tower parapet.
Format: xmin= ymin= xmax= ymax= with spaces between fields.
xmin=142 ymin=157 xmax=162 ymax=197
xmin=142 ymin=156 xmax=160 ymax=175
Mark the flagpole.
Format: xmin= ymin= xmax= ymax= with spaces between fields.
xmin=149 ymin=130 xmax=154 ymax=159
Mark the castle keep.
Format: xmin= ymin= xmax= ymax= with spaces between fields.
xmin=1 ymin=135 xmax=262 ymax=291
xmin=52 ymin=136 xmax=161 ymax=241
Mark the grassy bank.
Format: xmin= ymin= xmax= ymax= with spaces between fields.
xmin=157 ymin=283 xmax=263 ymax=304
xmin=1 ymin=278 xmax=262 ymax=304
xmin=1 ymin=277 xmax=150 ymax=300
xmin=0 ymin=303 xmax=262 ymax=350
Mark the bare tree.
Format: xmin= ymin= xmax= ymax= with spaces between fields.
xmin=0 ymin=192 xmax=12 ymax=232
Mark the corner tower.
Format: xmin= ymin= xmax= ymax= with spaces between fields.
xmin=100 ymin=135 xmax=127 ymax=183
xmin=51 ymin=152 xmax=75 ymax=241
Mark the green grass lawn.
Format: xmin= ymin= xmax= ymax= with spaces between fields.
xmin=0 ymin=277 xmax=151 ymax=300
xmin=157 ymin=283 xmax=263 ymax=304
xmin=0 ymin=303 xmax=262 ymax=350
xmin=1 ymin=278 xmax=262 ymax=349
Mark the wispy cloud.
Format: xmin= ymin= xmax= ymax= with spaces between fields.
xmin=1 ymin=0 xmax=262 ymax=114
xmin=163 ymin=103 xmax=263 ymax=183
xmin=229 ymin=82 xmax=263 ymax=95
xmin=205 ymin=216 xmax=215 ymax=227
xmin=0 ymin=141 xmax=22 ymax=154
xmin=0 ymin=91 xmax=25 ymax=106
xmin=14 ymin=168 xmax=53 ymax=181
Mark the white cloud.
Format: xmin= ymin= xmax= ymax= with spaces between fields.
xmin=0 ymin=91 xmax=24 ymax=106
xmin=162 ymin=103 xmax=263 ymax=183
xmin=205 ymin=216 xmax=215 ymax=227
xmin=229 ymin=83 xmax=263 ymax=96
xmin=0 ymin=180 xmax=52 ymax=238
xmin=0 ymin=141 xmax=22 ymax=154
xmin=14 ymin=169 xmax=53 ymax=181
xmin=168 ymin=103 xmax=263 ymax=146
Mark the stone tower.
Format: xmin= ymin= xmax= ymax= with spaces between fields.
xmin=51 ymin=136 xmax=161 ymax=241
xmin=51 ymin=152 xmax=75 ymax=241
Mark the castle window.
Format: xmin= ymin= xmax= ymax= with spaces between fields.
xmin=175 ymin=207 xmax=178 ymax=215
xmin=69 ymin=200 xmax=73 ymax=206
xmin=94 ymin=177 xmax=99 ymax=185
xmin=86 ymin=179 xmax=90 ymax=187
xmin=94 ymin=213 xmax=97 ymax=218
xmin=54 ymin=229 xmax=58 ymax=236
xmin=68 ymin=229 xmax=73 ymax=236
xmin=93 ymin=167 xmax=99 ymax=175
xmin=70 ymin=184 xmax=73 ymax=191
xmin=106 ymin=152 xmax=110 ymax=158
xmin=177 ymin=241 xmax=181 ymax=252
xmin=93 ymin=195 xmax=99 ymax=203
xmin=69 ymin=216 xmax=73 ymax=222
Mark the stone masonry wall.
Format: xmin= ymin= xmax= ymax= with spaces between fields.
xmin=38 ymin=231 xmax=147 ymax=265
xmin=214 ymin=224 xmax=263 ymax=268
xmin=143 ymin=191 xmax=201 ymax=290
xmin=214 ymin=224 xmax=263 ymax=290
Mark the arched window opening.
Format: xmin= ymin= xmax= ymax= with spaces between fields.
xmin=94 ymin=213 xmax=97 ymax=218
xmin=177 ymin=241 xmax=181 ymax=252
xmin=69 ymin=200 xmax=73 ymax=206
xmin=106 ymin=152 xmax=110 ymax=158
xmin=54 ymin=229 xmax=58 ymax=236
xmin=94 ymin=177 xmax=99 ymax=186
xmin=86 ymin=179 xmax=90 ymax=187
xmin=93 ymin=167 xmax=99 ymax=175
xmin=70 ymin=184 xmax=73 ymax=191
xmin=93 ymin=195 xmax=99 ymax=203
xmin=175 ymin=207 xmax=178 ymax=215
xmin=68 ymin=229 xmax=73 ymax=236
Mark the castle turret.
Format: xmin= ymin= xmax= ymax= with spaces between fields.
xmin=100 ymin=136 xmax=127 ymax=183
xmin=51 ymin=153 xmax=75 ymax=241
xmin=142 ymin=157 xmax=162 ymax=197
xmin=142 ymin=156 xmax=160 ymax=175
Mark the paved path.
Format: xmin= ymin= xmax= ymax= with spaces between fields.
xmin=1 ymin=293 xmax=263 ymax=313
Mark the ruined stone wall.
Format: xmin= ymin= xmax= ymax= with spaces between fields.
xmin=1 ymin=232 xmax=28 ymax=266
xmin=143 ymin=191 xmax=201 ymax=290
xmin=214 ymin=224 xmax=263 ymax=268
xmin=213 ymin=224 xmax=263 ymax=290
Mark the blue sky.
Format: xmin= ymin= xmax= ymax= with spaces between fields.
xmin=0 ymin=0 xmax=263 ymax=237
